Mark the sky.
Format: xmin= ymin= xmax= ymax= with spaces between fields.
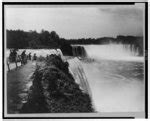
xmin=5 ymin=3 xmax=144 ymax=39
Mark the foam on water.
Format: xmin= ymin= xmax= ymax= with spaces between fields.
xmin=82 ymin=61 xmax=144 ymax=112
xmin=83 ymin=44 xmax=144 ymax=62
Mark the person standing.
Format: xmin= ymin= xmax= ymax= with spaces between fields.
xmin=33 ymin=53 xmax=37 ymax=61
xmin=28 ymin=53 xmax=32 ymax=60
xmin=21 ymin=50 xmax=26 ymax=65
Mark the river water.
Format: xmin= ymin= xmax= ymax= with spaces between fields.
xmin=82 ymin=60 xmax=144 ymax=112
xmin=78 ymin=44 xmax=144 ymax=112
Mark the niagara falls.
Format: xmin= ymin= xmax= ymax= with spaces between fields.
xmin=4 ymin=2 xmax=146 ymax=118
xmin=6 ymin=43 xmax=144 ymax=113
xmin=71 ymin=44 xmax=144 ymax=112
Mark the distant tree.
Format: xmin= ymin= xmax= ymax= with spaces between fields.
xmin=48 ymin=31 xmax=60 ymax=47
xmin=7 ymin=30 xmax=28 ymax=48
xmin=39 ymin=30 xmax=50 ymax=45
xmin=50 ymin=31 xmax=59 ymax=40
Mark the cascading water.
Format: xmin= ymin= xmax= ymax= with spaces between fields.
xmin=68 ymin=57 xmax=92 ymax=98
xmin=70 ymin=44 xmax=144 ymax=113
xmin=72 ymin=44 xmax=144 ymax=62
xmin=68 ymin=57 xmax=96 ymax=110
xmin=72 ymin=45 xmax=87 ymax=57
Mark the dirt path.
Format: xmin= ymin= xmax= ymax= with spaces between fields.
xmin=7 ymin=61 xmax=36 ymax=113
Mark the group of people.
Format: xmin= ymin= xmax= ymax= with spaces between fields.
xmin=9 ymin=49 xmax=37 ymax=65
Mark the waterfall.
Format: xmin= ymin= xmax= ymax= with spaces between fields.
xmin=72 ymin=46 xmax=87 ymax=57
xmin=72 ymin=44 xmax=144 ymax=62
xmin=68 ymin=57 xmax=97 ymax=110
xmin=69 ymin=44 xmax=144 ymax=112
xmin=68 ymin=57 xmax=92 ymax=98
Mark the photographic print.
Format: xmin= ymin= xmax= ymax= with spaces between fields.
xmin=3 ymin=2 xmax=147 ymax=118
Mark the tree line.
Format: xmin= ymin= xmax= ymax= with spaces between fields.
xmin=67 ymin=35 xmax=143 ymax=47
xmin=7 ymin=29 xmax=143 ymax=56
xmin=7 ymin=29 xmax=73 ymax=55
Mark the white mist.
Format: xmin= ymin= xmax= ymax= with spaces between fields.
xmin=83 ymin=44 xmax=144 ymax=62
